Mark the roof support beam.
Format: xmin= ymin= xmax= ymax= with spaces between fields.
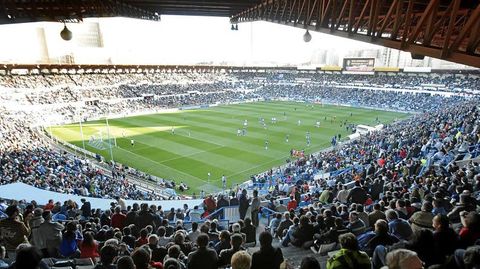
xmin=231 ymin=0 xmax=480 ymax=67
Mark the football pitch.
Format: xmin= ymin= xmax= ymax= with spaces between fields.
xmin=49 ymin=101 xmax=409 ymax=195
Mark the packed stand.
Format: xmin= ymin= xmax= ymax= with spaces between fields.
xmin=0 ymin=71 xmax=479 ymax=269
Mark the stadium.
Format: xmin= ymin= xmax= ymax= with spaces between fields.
xmin=0 ymin=1 xmax=479 ymax=269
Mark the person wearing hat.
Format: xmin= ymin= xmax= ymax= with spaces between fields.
xmin=448 ymin=193 xmax=476 ymax=224
xmin=409 ymin=201 xmax=434 ymax=233
xmin=37 ymin=210 xmax=64 ymax=257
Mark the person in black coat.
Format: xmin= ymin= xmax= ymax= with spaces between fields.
xmin=347 ymin=181 xmax=368 ymax=204
xmin=187 ymin=233 xmax=218 ymax=269
xmin=80 ymin=199 xmax=91 ymax=219
xmin=251 ymin=232 xmax=284 ymax=269
xmin=292 ymin=215 xmax=315 ymax=247
xmin=239 ymin=189 xmax=250 ymax=220
xmin=217 ymin=194 xmax=230 ymax=219
xmin=230 ymin=191 xmax=239 ymax=206
xmin=135 ymin=203 xmax=155 ymax=231
xmin=218 ymin=234 xmax=245 ymax=267
xmin=241 ymin=218 xmax=257 ymax=245
xmin=370 ymin=178 xmax=384 ymax=201
xmin=125 ymin=203 xmax=139 ymax=226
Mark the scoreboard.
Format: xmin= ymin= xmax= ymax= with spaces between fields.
xmin=343 ymin=58 xmax=375 ymax=72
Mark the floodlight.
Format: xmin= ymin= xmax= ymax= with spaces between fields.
xmin=60 ymin=24 xmax=72 ymax=41
xmin=303 ymin=30 xmax=312 ymax=42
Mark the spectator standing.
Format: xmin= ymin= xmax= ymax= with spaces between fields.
xmin=204 ymin=195 xmax=217 ymax=214
xmin=336 ymin=185 xmax=349 ymax=204
xmin=239 ymin=189 xmax=249 ymax=220
xmin=125 ymin=203 xmax=139 ymax=227
xmin=29 ymin=208 xmax=44 ymax=248
xmin=251 ymin=190 xmax=260 ymax=227
xmin=432 ymin=214 xmax=459 ymax=264
xmin=346 ymin=181 xmax=368 ymax=205
xmin=458 ymin=211 xmax=480 ymax=248
xmin=287 ymin=196 xmax=297 ymax=211
xmin=136 ymin=203 xmax=155 ymax=230
xmin=80 ymin=198 xmax=91 ymax=220
xmin=44 ymin=199 xmax=54 ymax=211
xmin=116 ymin=196 xmax=127 ymax=212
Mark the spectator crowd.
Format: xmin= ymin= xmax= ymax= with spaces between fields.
xmin=0 ymin=70 xmax=479 ymax=268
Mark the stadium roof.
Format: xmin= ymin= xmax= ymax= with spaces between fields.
xmin=125 ymin=0 xmax=263 ymax=17
xmin=1 ymin=0 xmax=476 ymax=23
xmin=0 ymin=0 xmax=479 ymax=67
xmin=231 ymin=0 xmax=480 ymax=68
xmin=0 ymin=0 xmax=262 ymax=24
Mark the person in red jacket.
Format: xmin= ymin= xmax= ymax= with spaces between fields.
xmin=287 ymin=196 xmax=297 ymax=211
xmin=204 ymin=195 xmax=217 ymax=214
xmin=44 ymin=199 xmax=55 ymax=211
xmin=111 ymin=206 xmax=126 ymax=230
xmin=135 ymin=228 xmax=149 ymax=248
xmin=79 ymin=232 xmax=99 ymax=259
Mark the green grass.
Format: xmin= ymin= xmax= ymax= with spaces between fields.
xmin=49 ymin=101 xmax=409 ymax=194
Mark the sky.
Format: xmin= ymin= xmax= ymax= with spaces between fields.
xmin=0 ymin=15 xmax=385 ymax=65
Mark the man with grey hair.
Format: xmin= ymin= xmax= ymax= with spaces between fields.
xmin=147 ymin=234 xmax=167 ymax=263
xmin=231 ymin=223 xmax=246 ymax=243
xmin=231 ymin=250 xmax=251 ymax=269
xmin=385 ymin=248 xmax=423 ymax=269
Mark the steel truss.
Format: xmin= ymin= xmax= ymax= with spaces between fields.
xmin=230 ymin=0 xmax=480 ymax=67
xmin=1 ymin=0 xmax=160 ymax=24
